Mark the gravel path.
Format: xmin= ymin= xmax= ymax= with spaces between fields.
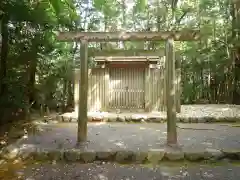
xmin=16 ymin=123 xmax=240 ymax=151
xmin=17 ymin=162 xmax=240 ymax=180
xmin=177 ymin=104 xmax=240 ymax=118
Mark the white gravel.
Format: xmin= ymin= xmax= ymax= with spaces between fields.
xmin=70 ymin=104 xmax=240 ymax=121
xmin=178 ymin=104 xmax=240 ymax=118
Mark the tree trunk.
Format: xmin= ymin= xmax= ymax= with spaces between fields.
xmin=200 ymin=66 xmax=204 ymax=99
xmin=231 ymin=2 xmax=240 ymax=104
xmin=28 ymin=57 xmax=37 ymax=104
xmin=67 ymin=80 xmax=73 ymax=109
xmin=24 ymin=33 xmax=39 ymax=120
xmin=62 ymin=78 xmax=67 ymax=112
xmin=0 ymin=15 xmax=9 ymax=97
xmin=67 ymin=41 xmax=78 ymax=109
xmin=121 ymin=0 xmax=126 ymax=49
xmin=25 ymin=55 xmax=37 ymax=120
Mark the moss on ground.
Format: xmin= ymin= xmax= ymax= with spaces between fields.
xmin=0 ymin=158 xmax=46 ymax=180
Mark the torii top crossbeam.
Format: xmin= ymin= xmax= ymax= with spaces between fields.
xmin=57 ymin=30 xmax=200 ymax=42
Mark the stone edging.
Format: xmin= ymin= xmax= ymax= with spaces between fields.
xmin=1 ymin=145 xmax=240 ymax=164
xmin=59 ymin=114 xmax=240 ymax=123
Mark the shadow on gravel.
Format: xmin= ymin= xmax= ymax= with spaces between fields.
xmin=10 ymin=161 xmax=240 ymax=180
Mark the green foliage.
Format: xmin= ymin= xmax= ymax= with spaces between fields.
xmin=134 ymin=0 xmax=148 ymax=12
xmin=0 ymin=0 xmax=79 ymax=121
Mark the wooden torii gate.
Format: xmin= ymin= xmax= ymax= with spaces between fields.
xmin=57 ymin=30 xmax=200 ymax=145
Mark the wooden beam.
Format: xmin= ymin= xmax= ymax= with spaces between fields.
xmin=57 ymin=30 xmax=200 ymax=42
xmin=89 ymin=49 xmax=165 ymax=57
xmin=94 ymin=56 xmax=160 ymax=62
xmin=165 ymin=38 xmax=177 ymax=145
xmin=77 ymin=40 xmax=88 ymax=143
xmin=107 ymin=62 xmax=148 ymax=68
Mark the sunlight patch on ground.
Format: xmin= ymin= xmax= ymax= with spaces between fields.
xmin=92 ymin=122 xmax=107 ymax=126
xmin=221 ymin=108 xmax=231 ymax=111
xmin=97 ymin=173 xmax=109 ymax=180
xmin=0 ymin=156 xmax=44 ymax=180
xmin=115 ymin=141 xmax=127 ymax=148
xmin=201 ymin=142 xmax=213 ymax=146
